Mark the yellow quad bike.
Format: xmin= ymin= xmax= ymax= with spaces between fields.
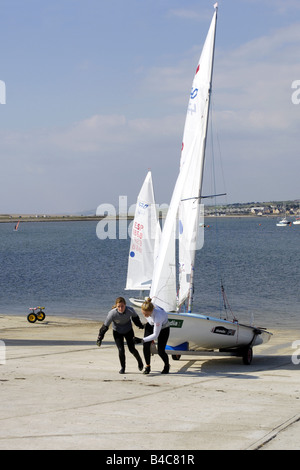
xmin=27 ymin=306 xmax=46 ymax=323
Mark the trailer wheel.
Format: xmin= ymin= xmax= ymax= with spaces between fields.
xmin=27 ymin=313 xmax=37 ymax=323
xmin=242 ymin=346 xmax=253 ymax=365
xmin=37 ymin=312 xmax=45 ymax=321
xmin=172 ymin=355 xmax=181 ymax=361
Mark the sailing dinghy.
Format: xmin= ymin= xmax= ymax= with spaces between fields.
xmin=149 ymin=4 xmax=272 ymax=365
xmin=125 ymin=171 xmax=161 ymax=307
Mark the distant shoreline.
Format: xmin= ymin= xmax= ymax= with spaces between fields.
xmin=0 ymin=214 xmax=282 ymax=224
xmin=0 ymin=215 xmax=105 ymax=223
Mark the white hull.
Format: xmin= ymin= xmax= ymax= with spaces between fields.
xmin=167 ymin=312 xmax=272 ymax=352
xmin=276 ymin=218 xmax=291 ymax=227
xmin=129 ymin=297 xmax=146 ymax=308
xmin=293 ymin=220 xmax=300 ymax=225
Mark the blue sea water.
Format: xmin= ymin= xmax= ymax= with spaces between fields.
xmin=0 ymin=218 xmax=299 ymax=330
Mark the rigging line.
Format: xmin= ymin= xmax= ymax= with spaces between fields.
xmin=211 ymin=114 xmax=237 ymax=321
xmin=208 ymin=98 xmax=229 ymax=319
xmin=215 ymin=122 xmax=228 ymax=207
xmin=221 ymin=283 xmax=237 ymax=322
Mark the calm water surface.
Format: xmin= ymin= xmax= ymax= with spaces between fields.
xmin=0 ymin=218 xmax=299 ymax=330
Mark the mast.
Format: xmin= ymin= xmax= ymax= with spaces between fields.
xmin=180 ymin=4 xmax=218 ymax=313
xmin=150 ymin=4 xmax=218 ymax=313
xmin=187 ymin=3 xmax=218 ymax=313
xmin=199 ymin=2 xmax=218 ymax=199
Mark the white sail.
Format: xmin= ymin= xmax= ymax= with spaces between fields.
xmin=150 ymin=7 xmax=218 ymax=312
xmin=125 ymin=171 xmax=160 ymax=291
xmin=178 ymin=8 xmax=217 ymax=308
xmin=141 ymin=5 xmax=272 ymax=361
xmin=149 ymin=5 xmax=272 ymax=361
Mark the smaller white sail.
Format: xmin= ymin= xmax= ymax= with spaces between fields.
xmin=125 ymin=171 xmax=160 ymax=292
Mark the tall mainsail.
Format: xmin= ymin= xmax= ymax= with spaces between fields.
xmin=178 ymin=6 xmax=218 ymax=309
xmin=125 ymin=171 xmax=160 ymax=292
xmin=150 ymin=5 xmax=218 ymax=312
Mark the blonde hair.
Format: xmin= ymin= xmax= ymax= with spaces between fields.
xmin=141 ymin=297 xmax=154 ymax=312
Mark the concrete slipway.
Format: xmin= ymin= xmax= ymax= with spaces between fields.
xmin=0 ymin=316 xmax=299 ymax=450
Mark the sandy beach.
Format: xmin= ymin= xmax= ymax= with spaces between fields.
xmin=0 ymin=314 xmax=299 ymax=451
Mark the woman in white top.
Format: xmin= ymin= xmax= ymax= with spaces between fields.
xmin=140 ymin=298 xmax=170 ymax=375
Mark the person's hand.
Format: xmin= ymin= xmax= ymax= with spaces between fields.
xmin=96 ymin=339 xmax=102 ymax=347
xmin=134 ymin=337 xmax=143 ymax=344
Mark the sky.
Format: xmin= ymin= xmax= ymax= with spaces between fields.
xmin=0 ymin=0 xmax=299 ymax=214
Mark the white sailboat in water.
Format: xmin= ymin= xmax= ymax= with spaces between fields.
xmin=125 ymin=171 xmax=161 ymax=307
xmin=149 ymin=4 xmax=272 ymax=364
xmin=276 ymin=217 xmax=291 ymax=227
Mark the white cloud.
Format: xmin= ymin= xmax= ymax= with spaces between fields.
xmin=0 ymin=112 xmax=184 ymax=212
xmin=246 ymin=0 xmax=300 ymax=15
xmin=1 ymin=16 xmax=300 ymax=213
xmin=168 ymin=8 xmax=211 ymax=22
xmin=213 ymin=22 xmax=300 ymax=135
